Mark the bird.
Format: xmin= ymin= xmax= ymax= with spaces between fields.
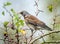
xmin=18 ymin=10 xmax=52 ymax=31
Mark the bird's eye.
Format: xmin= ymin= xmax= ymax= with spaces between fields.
xmin=20 ymin=12 xmax=23 ymax=14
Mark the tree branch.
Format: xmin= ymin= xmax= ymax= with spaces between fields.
xmin=42 ymin=42 xmax=60 ymax=44
xmin=30 ymin=30 xmax=60 ymax=44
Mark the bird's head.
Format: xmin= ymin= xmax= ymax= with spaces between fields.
xmin=19 ymin=11 xmax=30 ymax=17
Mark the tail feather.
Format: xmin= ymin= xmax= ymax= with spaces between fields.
xmin=41 ymin=24 xmax=52 ymax=31
xmin=45 ymin=27 xmax=52 ymax=31
xmin=44 ymin=25 xmax=52 ymax=31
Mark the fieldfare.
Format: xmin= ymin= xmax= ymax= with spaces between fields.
xmin=18 ymin=11 xmax=52 ymax=31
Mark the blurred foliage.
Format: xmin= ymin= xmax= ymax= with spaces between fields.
xmin=2 ymin=1 xmax=24 ymax=34
xmin=3 ymin=32 xmax=7 ymax=34
xmin=10 ymin=8 xmax=24 ymax=27
xmin=2 ymin=11 xmax=5 ymax=16
xmin=47 ymin=4 xmax=53 ymax=12
xmin=18 ymin=29 xmax=26 ymax=35
xmin=4 ymin=2 xmax=11 ymax=6
xmin=55 ymin=24 xmax=60 ymax=29
xmin=19 ymin=19 xmax=24 ymax=26
xmin=3 ymin=21 xmax=9 ymax=27
xmin=54 ymin=0 xmax=58 ymax=2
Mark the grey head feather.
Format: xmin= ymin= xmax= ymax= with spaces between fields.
xmin=20 ymin=11 xmax=30 ymax=17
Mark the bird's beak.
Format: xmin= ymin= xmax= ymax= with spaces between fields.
xmin=17 ymin=12 xmax=21 ymax=15
xmin=18 ymin=12 xmax=23 ymax=14
xmin=17 ymin=12 xmax=20 ymax=14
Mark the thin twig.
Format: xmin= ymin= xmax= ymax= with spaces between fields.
xmin=16 ymin=29 xmax=19 ymax=44
xmin=34 ymin=0 xmax=43 ymax=16
xmin=29 ymin=29 xmax=37 ymax=44
xmin=29 ymin=30 xmax=33 ymax=44
xmin=25 ymin=37 xmax=27 ymax=44
xmin=40 ymin=31 xmax=45 ymax=43
xmin=3 ymin=6 xmax=13 ymax=18
xmin=34 ymin=0 xmax=40 ymax=16
xmin=2 ymin=6 xmax=15 ymax=30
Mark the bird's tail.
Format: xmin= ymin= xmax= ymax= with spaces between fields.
xmin=44 ymin=26 xmax=52 ymax=31
xmin=44 ymin=25 xmax=52 ymax=31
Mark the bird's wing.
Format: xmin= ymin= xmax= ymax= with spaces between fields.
xmin=25 ymin=15 xmax=45 ymax=26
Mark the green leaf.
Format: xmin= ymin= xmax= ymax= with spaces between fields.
xmin=47 ymin=4 xmax=53 ymax=12
xmin=11 ymin=8 xmax=19 ymax=20
xmin=10 ymin=8 xmax=24 ymax=27
xmin=19 ymin=20 xmax=24 ymax=26
xmin=15 ymin=20 xmax=24 ymax=27
xmin=7 ymin=2 xmax=11 ymax=5
xmin=11 ymin=8 xmax=16 ymax=14
xmin=15 ymin=21 xmax=19 ymax=27
xmin=2 ymin=11 xmax=5 ymax=16
xmin=11 ymin=8 xmax=14 ymax=12
xmin=3 ymin=21 xmax=9 ymax=27
xmin=4 ymin=2 xmax=11 ymax=6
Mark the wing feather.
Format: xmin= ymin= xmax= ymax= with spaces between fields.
xmin=25 ymin=15 xmax=45 ymax=26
